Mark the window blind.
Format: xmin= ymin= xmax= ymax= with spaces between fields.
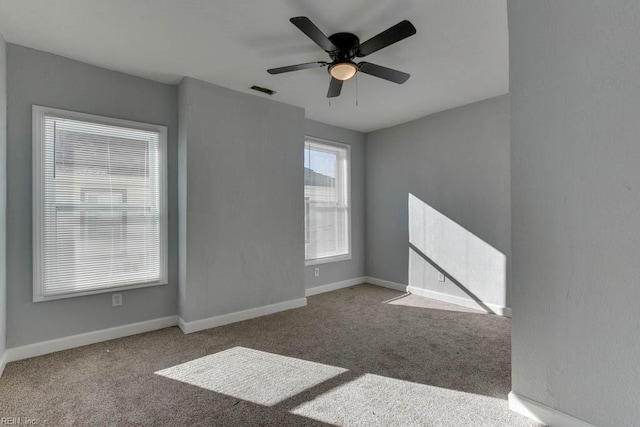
xmin=304 ymin=140 xmax=350 ymax=262
xmin=34 ymin=108 xmax=167 ymax=299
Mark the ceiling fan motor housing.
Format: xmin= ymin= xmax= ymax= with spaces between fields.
xmin=328 ymin=33 xmax=360 ymax=62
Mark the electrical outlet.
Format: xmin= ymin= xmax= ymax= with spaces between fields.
xmin=314 ymin=268 xmax=320 ymax=277
xmin=112 ymin=293 xmax=122 ymax=307
xmin=437 ymin=272 xmax=445 ymax=282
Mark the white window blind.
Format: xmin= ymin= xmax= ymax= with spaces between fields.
xmin=33 ymin=106 xmax=168 ymax=301
xmin=304 ymin=138 xmax=350 ymax=263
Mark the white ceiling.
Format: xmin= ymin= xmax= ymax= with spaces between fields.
xmin=0 ymin=0 xmax=508 ymax=133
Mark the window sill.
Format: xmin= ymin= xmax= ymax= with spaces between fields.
xmin=33 ymin=280 xmax=168 ymax=303
xmin=305 ymin=254 xmax=352 ymax=267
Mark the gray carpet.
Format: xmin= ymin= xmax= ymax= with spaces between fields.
xmin=0 ymin=284 xmax=540 ymax=426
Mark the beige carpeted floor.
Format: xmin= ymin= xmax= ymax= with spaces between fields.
xmin=0 ymin=284 xmax=540 ymax=426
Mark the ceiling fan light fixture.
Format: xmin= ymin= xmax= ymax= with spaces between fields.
xmin=329 ymin=62 xmax=358 ymax=81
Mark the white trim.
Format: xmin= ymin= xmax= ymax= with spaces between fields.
xmin=4 ymin=315 xmax=178 ymax=363
xmin=32 ymin=105 xmax=169 ymax=302
xmin=0 ymin=351 xmax=7 ymax=378
xmin=32 ymin=281 xmax=169 ymax=302
xmin=178 ymin=298 xmax=308 ymax=334
xmin=365 ymin=276 xmax=408 ymax=292
xmin=177 ymin=316 xmax=188 ymax=333
xmin=306 ymin=277 xmax=366 ymax=297
xmin=509 ymin=391 xmax=595 ymax=427
xmin=407 ymin=286 xmax=511 ymax=317
xmin=305 ymin=253 xmax=352 ymax=266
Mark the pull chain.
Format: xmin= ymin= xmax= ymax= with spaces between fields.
xmin=356 ymin=73 xmax=359 ymax=106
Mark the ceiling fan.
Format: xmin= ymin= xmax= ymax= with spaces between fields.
xmin=267 ymin=17 xmax=417 ymax=98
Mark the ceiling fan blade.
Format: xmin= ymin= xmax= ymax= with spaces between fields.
xmin=268 ymin=61 xmax=327 ymax=74
xmin=358 ymin=62 xmax=410 ymax=84
xmin=327 ymin=77 xmax=343 ymax=98
xmin=357 ymin=20 xmax=416 ymax=57
xmin=290 ymin=17 xmax=338 ymax=52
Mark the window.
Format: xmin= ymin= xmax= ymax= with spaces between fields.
xmin=33 ymin=106 xmax=168 ymax=301
xmin=304 ymin=138 xmax=350 ymax=264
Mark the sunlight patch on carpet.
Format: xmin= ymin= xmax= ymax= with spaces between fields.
xmin=155 ymin=347 xmax=347 ymax=406
xmin=290 ymin=373 xmax=512 ymax=427
xmin=384 ymin=293 xmax=484 ymax=313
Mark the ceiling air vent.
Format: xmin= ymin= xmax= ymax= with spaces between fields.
xmin=250 ymin=85 xmax=276 ymax=96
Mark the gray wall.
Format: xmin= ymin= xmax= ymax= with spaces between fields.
xmin=6 ymin=45 xmax=178 ymax=347
xmin=366 ymin=95 xmax=511 ymax=308
xmin=178 ymin=78 xmax=305 ymax=322
xmin=304 ymin=119 xmax=365 ymax=289
xmin=0 ymin=33 xmax=7 ymax=358
xmin=509 ymin=2 xmax=640 ymax=425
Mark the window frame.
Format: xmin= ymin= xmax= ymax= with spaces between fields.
xmin=32 ymin=105 xmax=169 ymax=302
xmin=304 ymin=136 xmax=352 ymax=266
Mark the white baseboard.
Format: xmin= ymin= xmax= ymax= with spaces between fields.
xmin=177 ymin=316 xmax=188 ymax=333
xmin=305 ymin=277 xmax=366 ymax=297
xmin=3 ymin=296 xmax=310 ymax=365
xmin=0 ymin=350 xmax=7 ymax=378
xmin=365 ymin=276 xmax=408 ymax=292
xmin=365 ymin=276 xmax=512 ymax=318
xmin=5 ymin=315 xmax=178 ymax=364
xmin=407 ymin=286 xmax=511 ymax=317
xmin=509 ymin=391 xmax=595 ymax=427
xmin=178 ymin=297 xmax=307 ymax=334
